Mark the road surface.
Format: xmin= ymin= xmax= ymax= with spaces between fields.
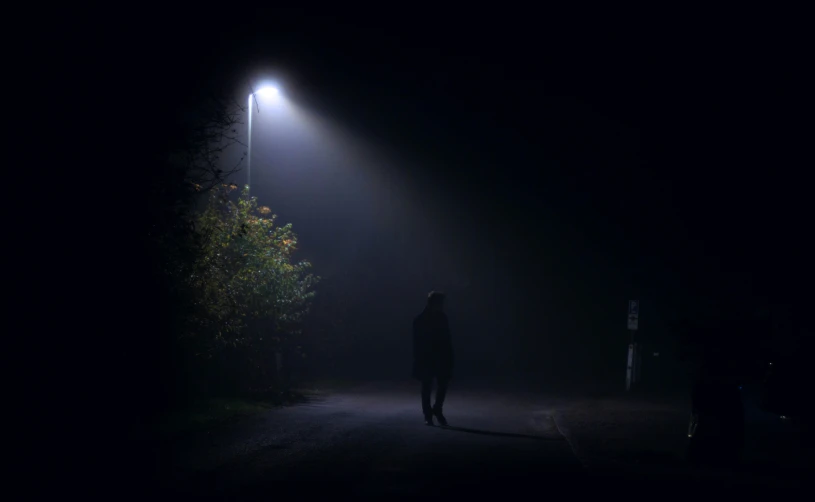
xmin=151 ymin=381 xmax=804 ymax=498
xmin=154 ymin=381 xmax=582 ymax=498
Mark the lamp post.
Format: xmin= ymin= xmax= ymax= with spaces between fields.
xmin=247 ymin=86 xmax=280 ymax=195
xmin=246 ymin=85 xmax=283 ymax=383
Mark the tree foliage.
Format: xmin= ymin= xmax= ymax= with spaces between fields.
xmin=144 ymin=86 xmax=321 ymax=396
xmin=184 ymin=185 xmax=319 ymax=354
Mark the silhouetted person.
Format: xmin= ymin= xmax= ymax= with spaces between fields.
xmin=413 ymin=291 xmax=454 ymax=426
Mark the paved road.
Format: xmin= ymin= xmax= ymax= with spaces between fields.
xmin=152 ymin=381 xmax=805 ymax=498
xmin=155 ymin=381 xmax=584 ymax=498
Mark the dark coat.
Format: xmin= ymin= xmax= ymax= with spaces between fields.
xmin=412 ymin=309 xmax=454 ymax=380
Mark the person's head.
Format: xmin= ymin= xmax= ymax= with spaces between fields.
xmin=426 ymin=291 xmax=446 ymax=312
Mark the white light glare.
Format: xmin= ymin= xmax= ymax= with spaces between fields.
xmin=256 ymin=86 xmax=280 ymax=98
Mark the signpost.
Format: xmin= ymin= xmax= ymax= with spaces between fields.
xmin=626 ymin=343 xmax=635 ymax=391
xmin=627 ymin=300 xmax=639 ymax=330
xmin=626 ymin=300 xmax=639 ymax=391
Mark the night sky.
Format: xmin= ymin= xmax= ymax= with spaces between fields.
xmin=118 ymin=11 xmax=811 ymax=388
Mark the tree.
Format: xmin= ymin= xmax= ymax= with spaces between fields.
xmin=144 ymin=83 xmax=322 ymax=397
xmin=184 ymin=185 xmax=319 ymax=359
xmin=147 ymin=90 xmax=247 ymax=291
xmin=142 ymin=87 xmax=252 ymax=405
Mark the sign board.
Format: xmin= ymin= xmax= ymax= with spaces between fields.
xmin=627 ymin=300 xmax=639 ymax=330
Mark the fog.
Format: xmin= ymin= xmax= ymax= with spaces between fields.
xmin=220 ymin=86 xmax=652 ymax=389
xmin=131 ymin=18 xmax=810 ymax=403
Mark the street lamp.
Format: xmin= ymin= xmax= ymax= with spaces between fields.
xmin=247 ymin=85 xmax=281 ymax=194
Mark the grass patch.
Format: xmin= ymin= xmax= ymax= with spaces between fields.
xmin=145 ymin=380 xmax=360 ymax=441
xmin=290 ymin=378 xmax=361 ymax=396
xmin=154 ymin=391 xmax=306 ymax=439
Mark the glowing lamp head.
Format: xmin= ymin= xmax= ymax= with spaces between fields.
xmin=256 ymin=86 xmax=280 ymax=98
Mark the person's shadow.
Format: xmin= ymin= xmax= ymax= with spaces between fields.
xmin=438 ymin=425 xmax=558 ymax=441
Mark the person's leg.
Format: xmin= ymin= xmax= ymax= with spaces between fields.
xmin=421 ymin=378 xmax=433 ymax=422
xmin=433 ymin=377 xmax=449 ymax=425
